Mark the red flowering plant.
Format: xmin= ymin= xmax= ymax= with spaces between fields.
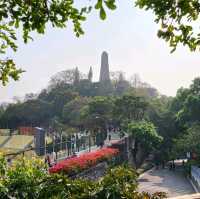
xmin=49 ymin=147 xmax=119 ymax=175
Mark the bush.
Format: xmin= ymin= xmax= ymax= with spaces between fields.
xmin=0 ymin=154 xmax=166 ymax=199
xmin=49 ymin=147 xmax=119 ymax=175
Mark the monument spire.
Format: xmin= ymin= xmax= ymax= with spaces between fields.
xmin=99 ymin=51 xmax=110 ymax=82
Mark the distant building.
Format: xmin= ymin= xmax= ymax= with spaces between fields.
xmin=99 ymin=51 xmax=110 ymax=82
xmin=98 ymin=51 xmax=113 ymax=95
xmin=19 ymin=127 xmax=35 ymax=135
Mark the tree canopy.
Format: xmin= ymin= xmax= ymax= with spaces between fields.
xmin=81 ymin=96 xmax=114 ymax=132
xmin=114 ymin=94 xmax=148 ymax=123
xmin=161 ymin=77 xmax=200 ymax=161
xmin=128 ymin=121 xmax=163 ymax=166
xmin=128 ymin=121 xmax=163 ymax=150
xmin=0 ymin=67 xmax=158 ymax=130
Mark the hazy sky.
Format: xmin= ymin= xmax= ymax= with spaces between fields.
xmin=0 ymin=1 xmax=200 ymax=103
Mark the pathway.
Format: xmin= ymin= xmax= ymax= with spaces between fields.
xmin=138 ymin=167 xmax=195 ymax=198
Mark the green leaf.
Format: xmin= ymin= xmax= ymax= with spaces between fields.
xmin=105 ymin=1 xmax=117 ymax=10
xmin=95 ymin=0 xmax=102 ymax=9
xmin=100 ymin=7 xmax=106 ymax=20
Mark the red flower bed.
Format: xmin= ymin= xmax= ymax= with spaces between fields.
xmin=49 ymin=147 xmax=119 ymax=175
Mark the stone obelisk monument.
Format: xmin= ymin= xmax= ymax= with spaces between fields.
xmin=99 ymin=51 xmax=110 ymax=82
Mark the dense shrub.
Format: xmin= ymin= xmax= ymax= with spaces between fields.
xmin=49 ymin=147 xmax=119 ymax=175
xmin=0 ymin=153 xmax=166 ymax=199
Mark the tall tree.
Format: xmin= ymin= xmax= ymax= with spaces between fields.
xmin=0 ymin=99 xmax=53 ymax=128
xmin=49 ymin=69 xmax=77 ymax=89
xmin=128 ymin=121 xmax=163 ymax=167
xmin=62 ymin=97 xmax=90 ymax=128
xmin=173 ymin=78 xmax=200 ymax=126
xmin=81 ymin=96 xmax=114 ymax=134
xmin=147 ymin=93 xmax=187 ymax=163
xmin=173 ymin=123 xmax=200 ymax=162
xmin=113 ymin=94 xmax=148 ymax=123
xmin=110 ymin=71 xmax=130 ymax=95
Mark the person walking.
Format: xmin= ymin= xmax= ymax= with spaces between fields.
xmin=45 ymin=154 xmax=51 ymax=167
xmin=108 ymin=133 xmax=111 ymax=141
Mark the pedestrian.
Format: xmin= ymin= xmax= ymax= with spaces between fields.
xmin=45 ymin=154 xmax=51 ymax=167
xmin=169 ymin=162 xmax=172 ymax=170
xmin=108 ymin=134 xmax=111 ymax=141
xmin=76 ymin=134 xmax=80 ymax=152
xmin=172 ymin=161 xmax=175 ymax=170
xmin=100 ymin=140 xmax=104 ymax=148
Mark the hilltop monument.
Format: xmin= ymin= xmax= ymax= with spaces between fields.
xmin=99 ymin=51 xmax=110 ymax=82
xmin=98 ymin=51 xmax=112 ymax=95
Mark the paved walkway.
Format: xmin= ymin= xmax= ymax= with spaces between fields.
xmin=138 ymin=168 xmax=195 ymax=198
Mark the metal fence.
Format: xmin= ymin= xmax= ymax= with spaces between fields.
xmin=2 ymin=130 xmax=123 ymax=165
xmin=3 ymin=134 xmax=95 ymax=161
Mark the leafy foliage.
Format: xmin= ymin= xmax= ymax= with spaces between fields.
xmin=0 ymin=154 xmax=166 ymax=199
xmin=0 ymin=156 xmax=47 ymax=198
xmin=136 ymin=0 xmax=200 ymax=52
xmin=147 ymin=96 xmax=181 ymax=162
xmin=128 ymin=121 xmax=163 ymax=152
xmin=62 ymin=96 xmax=90 ymax=128
xmin=96 ymin=166 xmax=138 ymax=199
xmin=128 ymin=121 xmax=163 ymax=167
xmin=163 ymin=77 xmax=200 ymax=160
xmin=0 ymin=24 xmax=24 ymax=85
xmin=0 ymin=99 xmax=53 ymax=128
xmin=174 ymin=77 xmax=200 ymax=126
xmin=114 ymin=94 xmax=148 ymax=123
xmin=0 ymin=59 xmax=24 ymax=86
xmin=174 ymin=123 xmax=200 ymax=161
xmin=81 ymin=96 xmax=114 ymax=131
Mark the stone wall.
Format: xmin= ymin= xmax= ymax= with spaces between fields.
xmin=72 ymin=162 xmax=108 ymax=180
xmin=110 ymin=135 xmax=131 ymax=163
